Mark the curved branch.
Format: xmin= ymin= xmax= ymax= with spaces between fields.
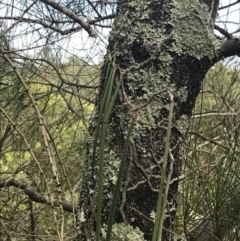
xmin=188 ymin=131 xmax=229 ymax=150
xmin=0 ymin=178 xmax=75 ymax=213
xmin=219 ymin=0 xmax=240 ymax=10
xmin=0 ymin=16 xmax=82 ymax=35
xmin=214 ymin=24 xmax=232 ymax=39
xmin=39 ymin=0 xmax=97 ymax=37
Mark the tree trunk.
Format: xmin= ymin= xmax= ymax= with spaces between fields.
xmin=74 ymin=0 xmax=239 ymax=240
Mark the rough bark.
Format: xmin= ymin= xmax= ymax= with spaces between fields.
xmin=75 ymin=0 xmax=239 ymax=240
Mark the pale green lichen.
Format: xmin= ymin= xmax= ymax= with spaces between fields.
xmin=174 ymin=87 xmax=188 ymax=103
xmin=171 ymin=0 xmax=219 ymax=59
xmin=101 ymin=223 xmax=146 ymax=241
xmin=79 ymin=207 xmax=86 ymax=222
xmin=176 ymin=115 xmax=190 ymax=136
xmin=103 ymin=149 xmax=121 ymax=186
xmin=150 ymin=210 xmax=156 ymax=222
xmin=86 ymin=140 xmax=121 ymax=187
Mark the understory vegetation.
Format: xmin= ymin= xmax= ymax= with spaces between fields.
xmin=1 ymin=1 xmax=240 ymax=240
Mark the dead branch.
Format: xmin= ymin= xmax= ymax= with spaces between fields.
xmin=0 ymin=178 xmax=75 ymax=213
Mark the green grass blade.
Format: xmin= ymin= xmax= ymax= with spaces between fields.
xmin=96 ymin=119 xmax=108 ymax=241
xmin=106 ymin=117 xmax=134 ymax=241
xmin=152 ymin=93 xmax=174 ymax=241
xmin=96 ymin=64 xmax=117 ymax=241
xmin=103 ymin=76 xmax=121 ymax=123
xmin=91 ymin=61 xmax=112 ymax=176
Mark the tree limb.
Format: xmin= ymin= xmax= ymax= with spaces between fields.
xmin=39 ymin=0 xmax=97 ymax=37
xmin=214 ymin=24 xmax=232 ymax=39
xmin=89 ymin=13 xmax=115 ymax=24
xmin=215 ymin=38 xmax=240 ymax=61
xmin=0 ymin=178 xmax=75 ymax=213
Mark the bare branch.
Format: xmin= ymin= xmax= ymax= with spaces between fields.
xmin=192 ymin=112 xmax=239 ymax=118
xmin=0 ymin=1 xmax=37 ymax=39
xmin=89 ymin=13 xmax=115 ymax=24
xmin=0 ymin=178 xmax=75 ymax=213
xmin=188 ymin=131 xmax=229 ymax=150
xmin=219 ymin=0 xmax=240 ymax=10
xmin=215 ymin=38 xmax=240 ymax=61
xmin=214 ymin=24 xmax=232 ymax=39
xmin=0 ymin=16 xmax=82 ymax=35
xmin=86 ymin=0 xmax=102 ymax=19
xmin=39 ymin=0 xmax=97 ymax=37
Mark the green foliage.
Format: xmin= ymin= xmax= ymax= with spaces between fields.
xmin=0 ymin=51 xmax=99 ymax=240
xmin=178 ymin=61 xmax=240 ymax=240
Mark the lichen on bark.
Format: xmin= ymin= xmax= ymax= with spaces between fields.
xmin=171 ymin=0 xmax=219 ymax=59
xmin=101 ymin=223 xmax=146 ymax=241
